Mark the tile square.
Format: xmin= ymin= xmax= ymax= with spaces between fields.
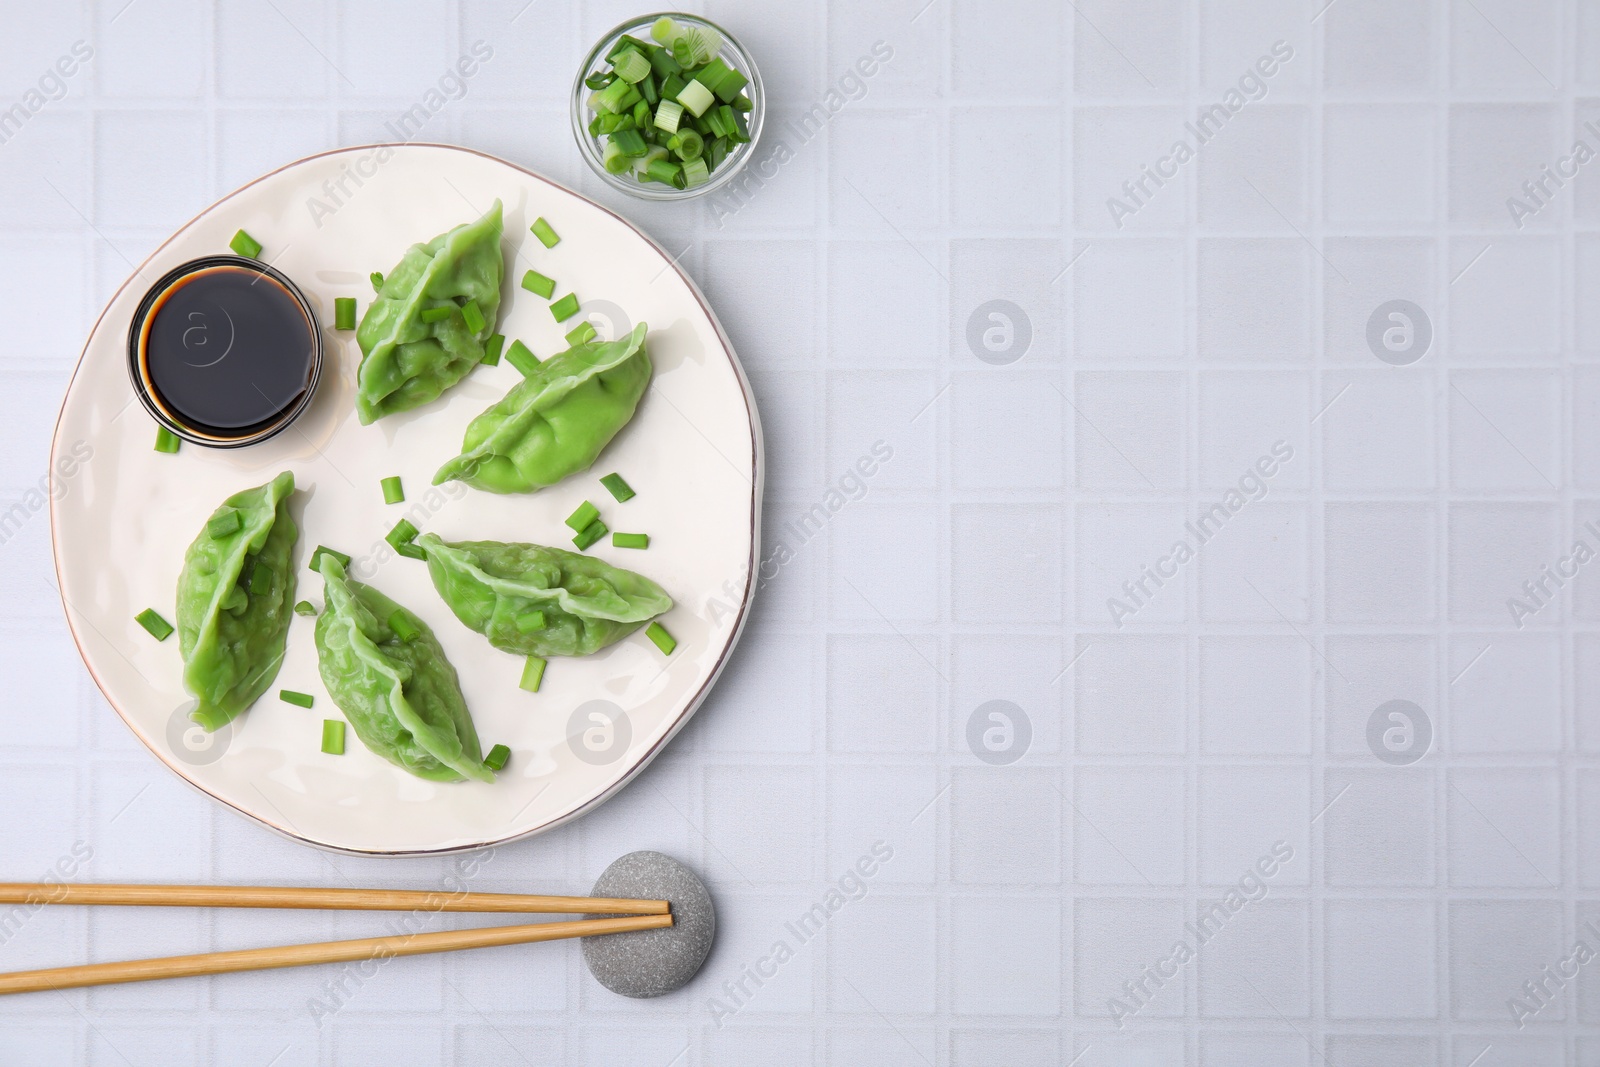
xmin=330 ymin=1025 xmax=444 ymax=1067
xmin=826 ymin=370 xmax=937 ymax=490
xmin=1197 ymin=766 xmax=1310 ymax=886
xmin=1074 ymin=634 xmax=1186 ymax=754
xmin=579 ymin=1028 xmax=692 ymax=1066
xmin=1447 ymin=768 xmax=1561 ymax=888
xmin=828 ymin=503 xmax=939 ymax=623
xmin=1450 ymin=0 xmax=1562 ymax=89
xmin=1073 ymin=371 xmax=1185 ymax=489
xmin=1324 ymin=104 xmax=1436 ymax=224
xmin=1448 ymin=503 xmax=1559 ymax=623
xmin=1072 ymin=0 xmax=1186 ymax=97
xmin=1319 ymin=370 xmax=1437 ymax=490
xmin=826 ymin=765 xmax=938 ymax=886
xmin=950 ymin=767 xmax=1061 ymax=885
xmin=1322 ymin=237 xmax=1436 ymax=364
xmin=1074 ymin=766 xmax=1186 ymax=885
xmin=826 ymin=633 xmax=940 ymax=754
xmin=1197 ymin=502 xmax=1310 ymax=623
xmin=1448 ymin=901 xmax=1564 ymax=1021
xmin=1576 ymin=499 xmax=1600 ymax=620
xmin=1448 ymin=105 xmax=1560 ymax=229
xmin=827 ymin=2 xmax=941 ymax=104
xmin=0 ymin=622 xmax=81 ymax=749
xmin=1578 ymin=770 xmax=1600 ymax=887
xmin=828 ymin=242 xmax=942 ymax=368
xmin=952 ymin=634 xmax=1065 ymax=758
xmin=949 ymin=238 xmax=1064 ymax=367
xmin=95 ymin=0 xmax=206 ymax=97
xmin=829 ymin=109 xmax=942 ymax=232
xmin=1325 ymin=1036 xmax=1439 ymax=1067
xmin=1323 ymin=0 xmax=1436 ymax=91
xmin=94 ymin=111 xmax=208 ymax=230
xmin=0 ymin=112 xmax=91 ymax=232
xmin=951 ymin=896 xmax=1061 ymax=1015
xmin=952 ymin=504 xmax=1064 ymax=624
xmin=1449 ymin=633 xmax=1561 ymax=754
xmin=700 ymin=893 xmax=816 ymax=1017
xmin=835 ymin=1028 xmax=940 ymax=1066
xmin=1449 ymin=238 xmax=1561 ymax=360
xmin=705 ymin=1029 xmax=813 ymax=1067
xmin=335 ymin=0 xmax=453 ymax=97
xmin=215 ymin=110 xmax=328 ymax=196
xmin=827 ymin=895 xmax=936 ymax=1014
xmin=1197 ymin=239 xmax=1310 ymax=360
xmin=952 ymin=106 xmax=1061 ymax=228
xmin=90 ymin=768 xmax=207 ymax=882
xmin=1579 ymin=633 xmax=1600 ymax=753
xmin=1198 ymin=106 xmax=1310 ymax=230
xmin=1324 ymin=768 xmax=1435 ymax=887
xmin=460 ymin=0 xmax=573 ymax=106
xmin=1074 ymin=106 xmax=1188 ymax=232
xmin=216 ymin=0 xmax=329 ymax=98
xmin=745 ymin=366 xmax=821 ymax=495
xmin=1448 ymin=371 xmax=1561 ymax=490
xmin=1324 ymin=637 xmax=1436 ymax=757
xmin=1197 ymin=900 xmax=1311 ymax=1018
xmin=1575 ymin=367 xmax=1600 ymax=485
xmin=1583 ymin=226 xmax=1600 ymax=354
xmin=951 ymin=1029 xmax=1062 ymax=1066
xmin=1072 ymin=238 xmax=1186 ymax=361
xmin=703 ymin=765 xmax=816 ymax=883
xmin=952 ymin=373 xmax=1065 ymax=490
xmin=1074 ymin=897 xmax=1187 ymax=1018
xmin=698 ymin=628 xmax=816 ymax=755
xmin=1324 ymin=503 xmax=1438 ymax=624
xmin=1201 ymin=1033 xmax=1311 ymax=1067
xmin=1197 ymin=371 xmax=1309 ymax=490
xmin=89 ymin=1028 xmax=200 ymax=1067
xmin=1199 ymin=0 xmax=1310 ymax=92
xmin=1325 ymin=900 xmax=1439 ymax=1018
xmin=951 ymin=0 xmax=1063 ymax=96
xmin=1076 ymin=504 xmax=1189 ymax=625
xmin=1199 ymin=636 xmax=1312 ymax=755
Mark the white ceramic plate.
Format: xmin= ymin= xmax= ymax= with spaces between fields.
xmin=50 ymin=144 xmax=761 ymax=855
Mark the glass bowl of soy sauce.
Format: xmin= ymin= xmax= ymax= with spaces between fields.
xmin=127 ymin=255 xmax=323 ymax=448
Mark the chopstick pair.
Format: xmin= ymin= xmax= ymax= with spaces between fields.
xmin=0 ymin=882 xmax=672 ymax=995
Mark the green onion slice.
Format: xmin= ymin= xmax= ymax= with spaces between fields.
xmin=280 ymin=689 xmax=314 ymax=708
xmin=135 ymin=608 xmax=173 ymax=641
xmin=549 ymin=293 xmax=580 ymax=322
xmin=380 ymin=476 xmax=404 ymax=505
xmin=531 ymin=217 xmax=560 ymax=248
xmin=294 ymin=600 xmax=317 ymax=617
xmin=460 ymin=299 xmax=486 ymax=334
xmin=334 ymin=297 xmax=356 ymax=331
xmin=154 ymin=426 xmax=182 ymax=454
xmin=565 ymin=500 xmax=600 ymax=532
xmin=207 ymin=508 xmax=242 ymax=538
xmin=521 ymin=269 xmax=556 ymax=299
xmin=520 ymin=655 xmax=547 ymax=692
xmin=321 ymin=720 xmax=346 ymax=755
xmin=599 ymin=473 xmax=635 ymax=501
xmin=483 ymin=743 xmax=511 ymax=772
xmin=612 ymin=532 xmax=649 ymax=549
xmin=229 ymin=229 xmax=262 ymax=258
xmin=645 ymin=621 xmax=676 ymax=656
xmin=572 ymin=518 xmax=608 ymax=551
xmin=506 ymin=340 xmax=539 ymax=376
xmin=482 ymin=333 xmax=505 ymax=366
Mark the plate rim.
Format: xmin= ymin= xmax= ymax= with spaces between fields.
xmin=48 ymin=142 xmax=763 ymax=856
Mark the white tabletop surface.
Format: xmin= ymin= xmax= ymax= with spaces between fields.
xmin=1 ymin=0 xmax=1596 ymax=1064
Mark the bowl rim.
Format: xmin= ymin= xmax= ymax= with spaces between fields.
xmin=569 ymin=11 xmax=765 ymax=201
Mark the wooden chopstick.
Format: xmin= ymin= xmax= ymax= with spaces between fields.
xmin=0 ymin=913 xmax=672 ymax=996
xmin=0 ymin=883 xmax=669 ymax=916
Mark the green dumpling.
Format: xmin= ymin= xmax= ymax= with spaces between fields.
xmin=177 ymin=471 xmax=298 ymax=732
xmin=414 ymin=533 xmax=672 ymax=658
xmin=355 ymin=200 xmax=504 ymax=424
xmin=433 ymin=322 xmax=651 ymax=494
xmin=313 ymin=554 xmax=492 ymax=783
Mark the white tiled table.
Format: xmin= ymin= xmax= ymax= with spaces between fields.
xmin=1 ymin=0 xmax=1596 ymax=1064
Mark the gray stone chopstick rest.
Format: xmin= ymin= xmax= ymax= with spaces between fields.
xmin=582 ymin=850 xmax=715 ymax=998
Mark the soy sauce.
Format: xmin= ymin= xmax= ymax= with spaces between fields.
xmin=130 ymin=256 xmax=321 ymax=446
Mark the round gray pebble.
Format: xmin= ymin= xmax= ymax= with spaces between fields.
xmin=583 ymin=851 xmax=715 ymax=998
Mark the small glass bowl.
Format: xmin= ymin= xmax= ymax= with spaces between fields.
xmin=571 ymin=13 xmax=764 ymax=201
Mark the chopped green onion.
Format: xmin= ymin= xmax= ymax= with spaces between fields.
xmin=420 ymin=305 xmax=455 ymax=324
xmin=521 ymin=269 xmax=556 ymax=299
xmin=386 ymin=518 xmax=424 ymax=560
xmin=514 ymin=610 xmax=547 ymax=633
xmin=612 ymin=532 xmax=649 ymax=549
xmin=229 ymin=229 xmax=262 ymax=258
xmin=648 ymin=45 xmax=681 ymax=78
xmin=584 ymin=70 xmax=615 ymax=91
xmin=135 ymin=608 xmax=173 ymax=641
xmin=483 ymin=743 xmax=511 ymax=772
xmin=249 ymin=562 xmax=273 ymax=595
xmin=659 ymin=73 xmax=687 ymax=100
xmin=692 ymin=57 xmax=731 ymax=90
xmin=460 ymin=299 xmax=486 ymax=334
xmin=572 ymin=518 xmax=608 ymax=551
xmin=566 ymin=321 xmax=597 ymax=346
xmin=370 ymin=272 xmax=385 ymax=292
xmin=632 ymin=99 xmax=652 ymax=128
xmin=380 ymin=476 xmax=404 ymax=505
xmin=612 ymin=47 xmax=650 ymax=83
xmin=646 ymin=157 xmax=683 ymax=187
xmin=549 ymin=293 xmax=580 ymax=322
xmin=506 ymin=340 xmax=539 ymax=376
xmin=602 ymin=138 xmax=633 ymax=174
xmin=733 ymin=92 xmax=753 ymax=112
xmin=634 ymin=145 xmax=670 ymax=176
xmin=520 ymin=655 xmax=547 ymax=692
xmin=612 ymin=128 xmax=648 ymax=157
xmin=387 ymin=610 xmax=420 ymax=643
xmin=600 ymin=472 xmax=635 ymax=502
xmin=334 ymin=297 xmax=356 ymax=330
xmin=669 ymin=129 xmax=704 ymax=160
xmin=713 ymin=66 xmax=749 ymax=103
xmin=154 ymin=426 xmax=182 ymax=454
xmin=671 ymin=25 xmax=721 ymax=68
xmin=279 ymin=689 xmax=314 ymax=708
xmin=654 ymin=98 xmax=684 ymax=134
xmin=531 ymin=217 xmax=559 ymax=248
xmin=321 ymin=720 xmax=345 ymax=755
xmin=607 ymin=33 xmax=653 ymax=62
xmin=207 ymin=508 xmax=242 ymax=538
xmin=309 ymin=545 xmax=351 ymax=572
xmin=481 ymin=333 xmax=505 ymax=366
xmin=565 ymin=500 xmax=600 ymax=532
xmin=645 ymin=621 xmax=676 ymax=656
xmin=294 ymin=600 xmax=317 ymax=617
xmin=593 ymin=77 xmax=633 ymax=114
xmin=639 ymin=73 xmax=658 ymax=105
xmin=681 ymin=157 xmax=710 ymax=188
xmin=651 ymin=15 xmax=676 ymax=42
